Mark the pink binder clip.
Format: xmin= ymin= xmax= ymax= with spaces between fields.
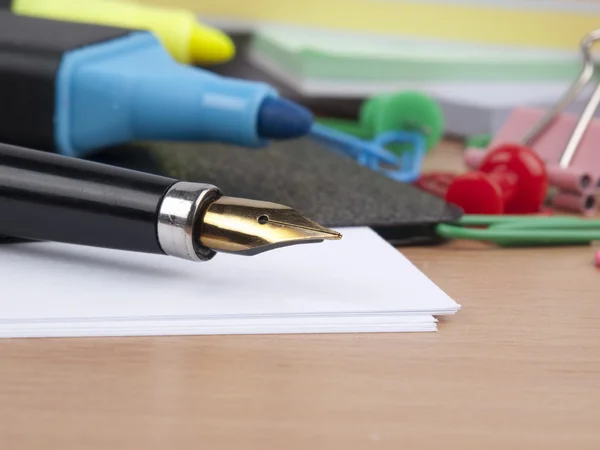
xmin=465 ymin=29 xmax=600 ymax=214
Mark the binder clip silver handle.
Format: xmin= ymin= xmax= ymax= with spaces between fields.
xmin=522 ymin=29 xmax=600 ymax=169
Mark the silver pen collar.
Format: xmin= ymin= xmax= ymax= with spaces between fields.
xmin=156 ymin=181 xmax=222 ymax=261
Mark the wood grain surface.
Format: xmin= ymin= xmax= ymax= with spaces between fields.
xmin=1 ymin=142 xmax=599 ymax=450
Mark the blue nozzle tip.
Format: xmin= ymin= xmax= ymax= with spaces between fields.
xmin=257 ymin=97 xmax=313 ymax=140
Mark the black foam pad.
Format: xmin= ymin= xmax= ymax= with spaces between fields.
xmin=92 ymin=139 xmax=462 ymax=246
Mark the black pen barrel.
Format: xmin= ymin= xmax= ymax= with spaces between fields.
xmin=0 ymin=143 xmax=177 ymax=254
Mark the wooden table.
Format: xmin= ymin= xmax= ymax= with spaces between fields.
xmin=2 ymin=142 xmax=600 ymax=450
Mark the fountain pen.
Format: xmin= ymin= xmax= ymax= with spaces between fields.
xmin=0 ymin=143 xmax=341 ymax=261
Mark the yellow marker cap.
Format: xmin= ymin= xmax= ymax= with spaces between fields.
xmin=11 ymin=0 xmax=236 ymax=65
xmin=189 ymin=23 xmax=235 ymax=65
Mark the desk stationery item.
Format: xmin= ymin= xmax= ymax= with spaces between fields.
xmin=0 ymin=142 xmax=340 ymax=261
xmin=415 ymin=144 xmax=549 ymax=215
xmin=414 ymin=172 xmax=457 ymax=200
xmin=446 ymin=144 xmax=548 ymax=215
xmin=464 ymin=30 xmax=600 ymax=214
xmin=244 ymin=26 xmax=600 ymax=137
xmin=467 ymin=134 xmax=492 ymax=149
xmin=415 ymin=171 xmax=556 ymax=216
xmin=0 ymin=227 xmax=460 ymax=338
xmin=437 ymin=215 xmax=600 ymax=247
xmin=549 ymin=190 xmax=597 ymax=215
xmin=91 ymin=139 xmax=463 ymax=246
xmin=317 ymin=91 xmax=444 ymax=155
xmin=1 ymin=0 xmax=235 ymax=65
xmin=309 ymin=124 xmax=425 ymax=183
xmin=170 ymin=0 xmax=599 ymax=49
xmin=464 ymin=113 xmax=598 ymax=215
xmin=468 ymin=30 xmax=600 ymax=192
xmin=251 ymin=25 xmax=581 ymax=85
xmin=0 ymin=13 xmax=312 ymax=157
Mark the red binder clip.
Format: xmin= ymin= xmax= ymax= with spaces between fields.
xmin=465 ymin=29 xmax=600 ymax=215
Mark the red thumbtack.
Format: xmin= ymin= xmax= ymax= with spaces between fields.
xmin=445 ymin=143 xmax=548 ymax=215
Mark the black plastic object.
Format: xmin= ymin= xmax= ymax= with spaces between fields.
xmin=0 ymin=142 xmax=177 ymax=253
xmin=0 ymin=11 xmax=130 ymax=151
xmin=92 ymin=139 xmax=463 ymax=246
xmin=0 ymin=1 xmax=13 ymax=9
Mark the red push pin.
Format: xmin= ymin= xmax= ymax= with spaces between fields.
xmin=446 ymin=143 xmax=548 ymax=214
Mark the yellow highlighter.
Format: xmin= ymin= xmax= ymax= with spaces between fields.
xmin=8 ymin=0 xmax=235 ymax=65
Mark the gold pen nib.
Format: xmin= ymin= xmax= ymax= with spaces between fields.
xmin=198 ymin=196 xmax=342 ymax=256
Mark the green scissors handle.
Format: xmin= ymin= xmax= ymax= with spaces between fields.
xmin=437 ymin=215 xmax=600 ymax=247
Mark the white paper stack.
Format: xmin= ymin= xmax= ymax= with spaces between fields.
xmin=0 ymin=228 xmax=460 ymax=338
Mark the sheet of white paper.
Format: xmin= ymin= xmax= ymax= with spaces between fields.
xmin=0 ymin=324 xmax=437 ymax=338
xmin=0 ymin=315 xmax=437 ymax=338
xmin=0 ymin=227 xmax=458 ymax=337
